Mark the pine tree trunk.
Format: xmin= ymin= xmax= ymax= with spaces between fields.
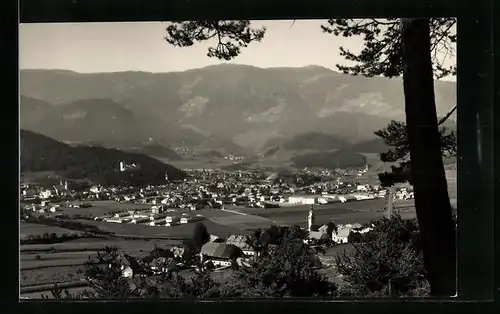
xmin=400 ymin=18 xmax=456 ymax=297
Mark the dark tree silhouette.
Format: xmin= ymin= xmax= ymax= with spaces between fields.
xmin=320 ymin=18 xmax=456 ymax=79
xmin=164 ymin=18 xmax=457 ymax=296
xmin=83 ymin=246 xmax=136 ymax=299
xmin=326 ymin=221 xmax=338 ymax=236
xmin=165 ymin=21 xmax=266 ymax=60
xmin=192 ymin=222 xmax=210 ymax=252
xmin=399 ymin=18 xmax=456 ymax=296
xmin=375 ymin=119 xmax=457 ymax=187
xmin=229 ymin=225 xmax=335 ymax=297
xmin=336 ymin=215 xmax=426 ymax=297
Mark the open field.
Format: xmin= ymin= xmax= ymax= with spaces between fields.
xmin=71 ymin=218 xmax=243 ymax=239
xmin=53 ymin=200 xmax=152 ymax=217
xmin=20 ymin=222 xmax=84 ymax=239
xmin=19 ymin=236 xmax=184 ymax=294
xmin=234 ymin=199 xmax=417 ymax=227
xmin=21 ymin=285 xmax=90 ymax=299
xmin=21 ymin=237 xmax=182 ymax=253
xmin=51 ymin=200 xmax=240 ymax=219
xmin=209 ymin=213 xmax=277 ymax=230
xmin=20 ymin=265 xmax=86 ymax=287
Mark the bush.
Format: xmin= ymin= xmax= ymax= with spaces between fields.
xmin=228 ymin=225 xmax=336 ymax=297
xmin=335 ymin=215 xmax=426 ymax=297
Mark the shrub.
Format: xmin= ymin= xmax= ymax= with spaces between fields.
xmin=335 ymin=214 xmax=426 ymax=297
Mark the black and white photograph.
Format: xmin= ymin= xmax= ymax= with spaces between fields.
xmin=19 ymin=18 xmax=458 ymax=299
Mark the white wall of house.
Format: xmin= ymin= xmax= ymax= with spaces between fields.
xmin=211 ymin=259 xmax=232 ymax=267
xmin=357 ymin=185 xmax=368 ymax=191
xmin=243 ymin=250 xmax=256 ymax=256
xmin=332 ymin=234 xmax=349 ymax=244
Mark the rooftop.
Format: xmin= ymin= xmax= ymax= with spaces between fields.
xmin=201 ymin=242 xmax=243 ymax=259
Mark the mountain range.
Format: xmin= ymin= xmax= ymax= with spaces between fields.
xmin=20 ymin=64 xmax=456 ymax=155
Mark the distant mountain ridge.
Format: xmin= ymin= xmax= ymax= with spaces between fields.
xmin=20 ymin=64 xmax=456 ymax=152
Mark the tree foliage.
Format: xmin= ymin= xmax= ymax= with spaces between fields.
xmin=82 ymin=246 xmax=137 ymax=299
xmin=165 ymin=21 xmax=266 ymax=60
xmin=321 ymin=18 xmax=456 ymax=79
xmin=375 ymin=119 xmax=457 ymax=187
xmin=192 ymin=222 xmax=210 ymax=252
xmin=165 ymin=19 xmax=456 ymax=80
xmin=319 ymin=19 xmax=457 ymax=188
xmin=336 ymin=215 xmax=427 ymax=297
xmin=229 ymin=225 xmax=335 ymax=297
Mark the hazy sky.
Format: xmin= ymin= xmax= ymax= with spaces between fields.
xmin=19 ymin=20 xmax=456 ymax=80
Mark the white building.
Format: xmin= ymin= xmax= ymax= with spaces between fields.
xmin=90 ymin=185 xmax=102 ymax=194
xmin=288 ymin=195 xmax=316 ymax=205
xmin=39 ymin=190 xmax=52 ymax=199
xmin=352 ymin=192 xmax=375 ymax=201
xmin=317 ymin=197 xmax=328 ymax=204
xmin=121 ymin=265 xmax=133 ymax=278
xmin=332 ymin=227 xmax=351 ymax=244
xmin=151 ymin=205 xmax=165 ymax=215
xmin=338 ymin=196 xmax=348 ymax=203
xmin=356 ymin=185 xmax=369 ymax=192
xmin=105 ymin=218 xmax=123 ymax=223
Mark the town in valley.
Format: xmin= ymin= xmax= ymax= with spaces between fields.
xmin=19 ymin=19 xmax=457 ymax=299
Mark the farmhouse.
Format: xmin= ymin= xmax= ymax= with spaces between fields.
xmin=209 ymin=234 xmax=224 ymax=243
xmin=151 ymin=205 xmax=166 ymax=214
xmin=200 ymin=242 xmax=244 ymax=267
xmin=306 ymin=231 xmax=330 ymax=244
xmin=332 ymin=227 xmax=351 ymax=244
xmin=356 ymin=185 xmax=369 ymax=192
xmin=225 ymin=234 xmax=255 ymax=256
xmin=121 ymin=265 xmax=133 ymax=278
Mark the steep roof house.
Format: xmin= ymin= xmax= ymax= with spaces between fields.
xmin=332 ymin=227 xmax=351 ymax=244
xmin=225 ymin=234 xmax=255 ymax=256
xmin=200 ymin=242 xmax=244 ymax=267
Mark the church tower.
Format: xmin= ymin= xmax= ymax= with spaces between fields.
xmin=308 ymin=204 xmax=315 ymax=232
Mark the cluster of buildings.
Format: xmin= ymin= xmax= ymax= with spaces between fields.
xmin=97 ymin=206 xmax=207 ymax=227
xmin=20 ymin=167 xmax=412 ymax=230
xmin=306 ymin=205 xmax=373 ymax=245
xmin=115 ymin=205 xmax=371 ymax=279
